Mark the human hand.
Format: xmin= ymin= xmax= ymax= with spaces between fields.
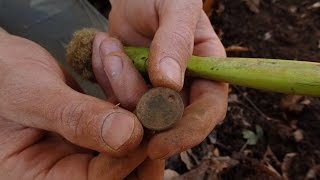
xmin=93 ymin=0 xmax=228 ymax=159
xmin=0 ymin=31 xmax=164 ymax=179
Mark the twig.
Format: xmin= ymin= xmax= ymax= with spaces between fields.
xmin=240 ymin=142 xmax=248 ymax=152
xmin=234 ymin=86 xmax=272 ymax=120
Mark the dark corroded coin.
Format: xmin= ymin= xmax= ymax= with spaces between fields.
xmin=136 ymin=87 xmax=184 ymax=131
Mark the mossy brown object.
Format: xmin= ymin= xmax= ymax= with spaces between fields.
xmin=66 ymin=28 xmax=98 ymax=81
xmin=135 ymin=87 xmax=184 ymax=131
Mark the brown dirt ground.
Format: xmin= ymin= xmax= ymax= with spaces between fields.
xmin=89 ymin=0 xmax=320 ymax=179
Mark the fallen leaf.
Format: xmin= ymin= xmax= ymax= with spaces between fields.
xmin=301 ymin=99 xmax=311 ymax=105
xmin=209 ymin=156 xmax=239 ymax=174
xmin=213 ymin=148 xmax=220 ymax=157
xmin=288 ymin=5 xmax=297 ymax=13
xmin=164 ymin=169 xmax=180 ymax=180
xmin=264 ymin=32 xmax=272 ymax=40
xmin=255 ymin=162 xmax=282 ymax=179
xmin=215 ymin=2 xmax=225 ymax=15
xmin=308 ymin=2 xmax=320 ymax=9
xmin=263 ymin=146 xmax=281 ymax=169
xmin=290 ymin=120 xmax=298 ymax=130
xmin=305 ymin=165 xmax=320 ymax=180
xmin=225 ymin=45 xmax=250 ymax=52
xmin=173 ymin=161 xmax=209 ymax=180
xmin=292 ymin=129 xmax=304 ymax=142
xmin=228 ymin=94 xmax=240 ymax=103
xmin=281 ymin=153 xmax=298 ymax=180
xmin=264 ymin=162 xmax=281 ymax=178
xmin=243 ymin=0 xmax=260 ymax=14
xmin=280 ymin=95 xmax=304 ymax=112
xmin=180 ymin=151 xmax=194 ymax=170
xmin=187 ymin=149 xmax=201 ymax=166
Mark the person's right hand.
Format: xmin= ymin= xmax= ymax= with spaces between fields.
xmin=94 ymin=0 xmax=228 ymax=161
xmin=0 ymin=30 xmax=163 ymax=179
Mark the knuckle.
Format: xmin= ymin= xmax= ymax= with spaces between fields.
xmin=57 ymin=100 xmax=88 ymax=141
xmin=106 ymin=37 xmax=121 ymax=45
xmin=94 ymin=32 xmax=107 ymax=42
xmin=170 ymin=30 xmax=194 ymax=59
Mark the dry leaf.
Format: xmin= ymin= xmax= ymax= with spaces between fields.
xmin=209 ymin=156 xmax=239 ymax=174
xmin=175 ymin=157 xmax=239 ymax=180
xmin=290 ymin=120 xmax=298 ymax=130
xmin=263 ymin=146 xmax=281 ymax=168
xmin=216 ymin=3 xmax=225 ymax=15
xmin=293 ymin=129 xmax=304 ymax=142
xmin=264 ymin=162 xmax=281 ymax=178
xmin=173 ymin=161 xmax=209 ymax=180
xmin=255 ymin=162 xmax=282 ymax=179
xmin=243 ymin=0 xmax=260 ymax=14
xmin=305 ymin=165 xmax=320 ymax=180
xmin=280 ymin=95 xmax=304 ymax=112
xmin=228 ymin=94 xmax=240 ymax=103
xmin=288 ymin=5 xmax=298 ymax=13
xmin=225 ymin=45 xmax=250 ymax=52
xmin=164 ymin=169 xmax=180 ymax=180
xmin=264 ymin=32 xmax=272 ymax=40
xmin=180 ymin=151 xmax=194 ymax=170
xmin=187 ymin=149 xmax=201 ymax=166
xmin=213 ymin=148 xmax=220 ymax=157
xmin=308 ymin=2 xmax=320 ymax=9
xmin=281 ymin=153 xmax=298 ymax=180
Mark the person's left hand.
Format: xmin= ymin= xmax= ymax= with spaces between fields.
xmin=0 ymin=30 xmax=165 ymax=179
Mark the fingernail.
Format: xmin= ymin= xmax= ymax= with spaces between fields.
xmin=102 ymin=112 xmax=135 ymax=150
xmin=100 ymin=39 xmax=121 ymax=56
xmin=102 ymin=55 xmax=123 ymax=78
xmin=159 ymin=57 xmax=182 ymax=86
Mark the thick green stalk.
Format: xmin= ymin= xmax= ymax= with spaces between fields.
xmin=125 ymin=47 xmax=320 ymax=97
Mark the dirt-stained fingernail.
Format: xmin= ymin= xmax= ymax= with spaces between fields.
xmin=102 ymin=112 xmax=135 ymax=150
xmin=159 ymin=57 xmax=182 ymax=87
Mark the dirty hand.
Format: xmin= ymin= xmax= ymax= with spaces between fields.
xmin=93 ymin=0 xmax=229 ymax=160
xmin=0 ymin=32 xmax=164 ymax=179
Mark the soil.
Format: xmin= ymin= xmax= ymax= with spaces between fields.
xmin=89 ymin=0 xmax=320 ymax=179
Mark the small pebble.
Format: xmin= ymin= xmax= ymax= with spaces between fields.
xmin=293 ymin=129 xmax=304 ymax=142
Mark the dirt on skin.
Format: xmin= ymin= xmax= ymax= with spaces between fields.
xmin=88 ymin=0 xmax=320 ymax=179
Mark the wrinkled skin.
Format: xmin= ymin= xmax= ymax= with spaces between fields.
xmin=93 ymin=0 xmax=228 ymax=176
xmin=0 ymin=0 xmax=228 ymax=179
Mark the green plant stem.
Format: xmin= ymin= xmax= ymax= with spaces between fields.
xmin=125 ymin=47 xmax=320 ymax=97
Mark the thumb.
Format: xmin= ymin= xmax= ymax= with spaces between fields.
xmin=149 ymin=0 xmax=202 ymax=91
xmin=3 ymin=81 xmax=143 ymax=156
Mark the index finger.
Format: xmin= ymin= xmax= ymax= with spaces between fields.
xmin=148 ymin=0 xmax=202 ymax=91
xmin=147 ymin=11 xmax=229 ymax=159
